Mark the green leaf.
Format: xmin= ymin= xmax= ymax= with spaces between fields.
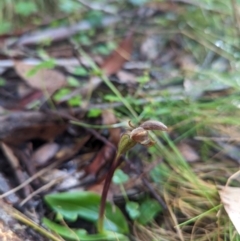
xmin=15 ymin=2 xmax=37 ymax=16
xmin=93 ymin=45 xmax=112 ymax=55
xmin=87 ymin=108 xmax=102 ymax=118
xmin=125 ymin=201 xmax=140 ymax=220
xmin=104 ymin=95 xmax=121 ymax=102
xmin=137 ymin=199 xmax=162 ymax=225
xmin=136 ymin=72 xmax=150 ymax=84
xmin=26 ymin=59 xmax=56 ymax=77
xmin=53 ymin=88 xmax=71 ymax=101
xmin=44 ymin=191 xmax=129 ymax=234
xmin=112 ymin=169 xmax=129 ymax=185
xmin=43 ymin=218 xmax=129 ymax=241
xmin=68 ymin=95 xmax=82 ymax=107
xmin=0 ymin=78 xmax=6 ymax=86
xmin=59 ymin=0 xmax=81 ymax=13
xmin=0 ymin=22 xmax=12 ymax=34
xmin=67 ymin=77 xmax=81 ymax=87
xmin=74 ymin=67 xmax=88 ymax=76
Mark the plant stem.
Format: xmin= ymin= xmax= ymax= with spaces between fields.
xmin=97 ymin=153 xmax=122 ymax=233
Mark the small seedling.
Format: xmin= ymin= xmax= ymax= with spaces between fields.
xmin=98 ymin=120 xmax=168 ymax=232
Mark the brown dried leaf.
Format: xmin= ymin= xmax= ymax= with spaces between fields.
xmin=218 ymin=186 xmax=240 ymax=234
xmin=102 ymin=109 xmax=121 ymax=146
xmin=101 ymin=33 xmax=133 ymax=76
xmin=116 ymin=70 xmax=137 ymax=84
xmin=14 ymin=60 xmax=67 ymax=95
xmin=32 ymin=142 xmax=59 ymax=167
xmin=85 ymin=144 xmax=115 ymax=175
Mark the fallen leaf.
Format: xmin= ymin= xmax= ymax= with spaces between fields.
xmin=14 ymin=60 xmax=67 ymax=95
xmin=116 ymin=70 xmax=137 ymax=84
xmin=140 ymin=36 xmax=159 ymax=60
xmin=101 ymin=33 xmax=133 ymax=76
xmin=101 ymin=109 xmax=121 ymax=146
xmin=218 ymin=186 xmax=240 ymax=234
xmin=32 ymin=142 xmax=59 ymax=167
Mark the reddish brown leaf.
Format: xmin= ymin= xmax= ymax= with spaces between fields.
xmin=85 ymin=144 xmax=116 ymax=175
xmin=101 ymin=33 xmax=133 ymax=76
xmin=101 ymin=109 xmax=121 ymax=146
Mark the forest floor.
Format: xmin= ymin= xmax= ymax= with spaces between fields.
xmin=0 ymin=1 xmax=240 ymax=241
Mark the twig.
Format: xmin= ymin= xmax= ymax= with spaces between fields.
xmin=142 ymin=178 xmax=167 ymax=210
xmin=0 ymin=156 xmax=67 ymax=199
xmin=1 ymin=200 xmax=64 ymax=241
xmin=20 ymin=176 xmax=64 ymax=206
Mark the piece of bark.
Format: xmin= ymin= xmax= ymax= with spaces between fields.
xmin=0 ymin=111 xmax=67 ymax=144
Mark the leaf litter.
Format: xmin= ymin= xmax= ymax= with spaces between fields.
xmin=0 ymin=1 xmax=240 ymax=240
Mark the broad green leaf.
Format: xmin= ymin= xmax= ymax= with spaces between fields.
xmin=125 ymin=201 xmax=140 ymax=220
xmin=137 ymin=199 xmax=162 ymax=225
xmin=43 ymin=218 xmax=130 ymax=241
xmin=44 ymin=191 xmax=129 ymax=233
xmin=113 ymin=169 xmax=129 ymax=185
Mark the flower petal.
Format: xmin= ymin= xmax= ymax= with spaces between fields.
xmin=130 ymin=127 xmax=149 ymax=143
xmin=140 ymin=120 xmax=168 ymax=131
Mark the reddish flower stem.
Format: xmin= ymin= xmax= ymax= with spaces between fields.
xmin=97 ymin=154 xmax=123 ymax=232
